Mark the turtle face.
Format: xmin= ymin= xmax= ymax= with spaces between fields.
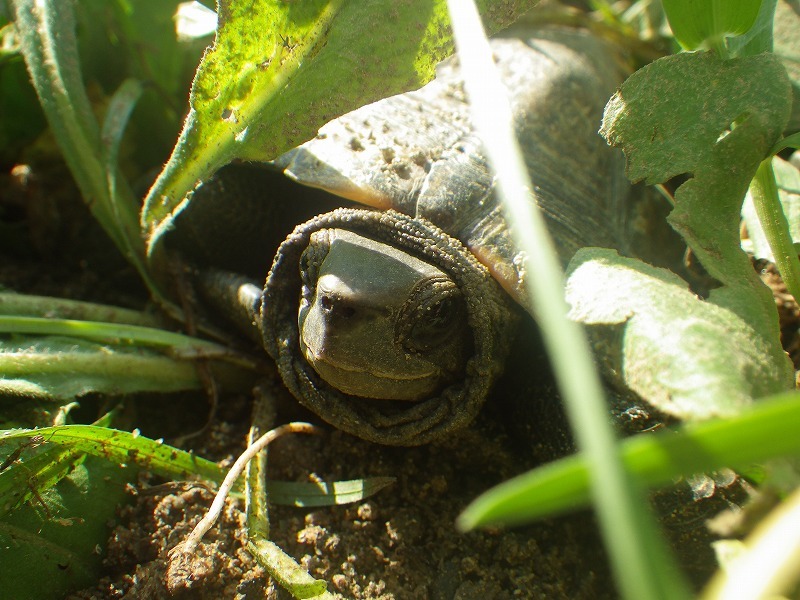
xmin=298 ymin=228 xmax=470 ymax=401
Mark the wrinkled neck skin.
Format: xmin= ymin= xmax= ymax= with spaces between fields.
xmin=197 ymin=227 xmax=473 ymax=405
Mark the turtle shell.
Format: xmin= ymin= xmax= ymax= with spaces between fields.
xmin=256 ymin=25 xmax=631 ymax=444
xmin=273 ymin=25 xmax=630 ymax=317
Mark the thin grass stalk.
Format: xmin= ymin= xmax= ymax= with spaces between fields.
xmin=445 ymin=2 xmax=691 ymax=598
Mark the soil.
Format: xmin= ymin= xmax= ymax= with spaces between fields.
xmin=61 ymin=326 xmax=623 ymax=600
xmin=71 ymin=413 xmax=614 ymax=600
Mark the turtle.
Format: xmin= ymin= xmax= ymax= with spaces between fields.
xmin=173 ymin=23 xmax=674 ymax=446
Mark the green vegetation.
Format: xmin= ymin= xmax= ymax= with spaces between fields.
xmin=1 ymin=0 xmax=799 ymax=598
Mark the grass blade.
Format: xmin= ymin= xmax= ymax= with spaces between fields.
xmin=458 ymin=391 xmax=800 ymax=528
xmin=8 ymin=0 xmax=165 ymax=301
xmin=446 ymin=2 xmax=691 ymax=598
xmin=0 ymin=426 xmax=395 ymax=509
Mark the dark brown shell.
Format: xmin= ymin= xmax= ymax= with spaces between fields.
xmin=259 ymin=25 xmax=642 ymax=444
xmin=275 ymin=25 xmax=630 ymax=318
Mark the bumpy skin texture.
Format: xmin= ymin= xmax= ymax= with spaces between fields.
xmin=261 ymin=209 xmax=516 ymax=445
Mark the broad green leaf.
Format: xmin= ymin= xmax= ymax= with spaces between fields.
xmin=662 ymin=0 xmax=762 ymax=51
xmin=601 ymin=51 xmax=791 ymax=342
xmin=0 ymin=415 xmax=113 ymax=518
xmin=0 ymin=457 xmax=135 ymax=600
xmin=141 ymin=0 xmax=535 ymax=261
xmin=566 ymin=248 xmax=794 ymax=419
xmin=0 ymin=435 xmax=88 ymax=516
xmin=458 ymin=391 xmax=800 ymax=530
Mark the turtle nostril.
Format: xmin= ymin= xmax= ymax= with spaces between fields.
xmin=319 ymin=294 xmax=356 ymax=319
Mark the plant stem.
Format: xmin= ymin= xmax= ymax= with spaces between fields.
xmin=0 ymin=293 xmax=158 ymax=327
xmin=0 ymin=315 xmax=257 ymax=368
xmin=749 ymin=158 xmax=800 ymax=304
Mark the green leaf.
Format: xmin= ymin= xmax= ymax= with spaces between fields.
xmin=0 ymin=457 xmax=136 ymax=600
xmin=457 ymin=391 xmax=800 ymax=530
xmin=1 ymin=418 xmax=387 ymax=599
xmin=8 ymin=0 xmax=164 ymax=300
xmin=725 ymin=0 xmax=777 ymax=57
xmin=773 ymin=0 xmax=800 ymax=131
xmin=248 ymin=538 xmax=332 ymax=599
xmin=662 ymin=0 xmax=762 ymax=51
xmin=101 ymin=78 xmax=143 ymax=205
xmin=267 ymin=476 xmax=396 ymax=507
xmin=0 ymin=336 xmax=207 ymax=399
xmin=0 ymin=292 xmax=160 ymax=326
xmin=244 ymin=417 xmax=332 ymax=599
xmin=0 ymin=314 xmax=236 ymax=351
xmin=76 ymin=0 xmax=208 ymax=168
xmin=141 ymin=0 xmax=534 ymax=261
xmin=566 ymin=248 xmax=794 ymax=420
xmin=771 ymin=132 xmax=800 ymax=156
xmin=600 ymin=51 xmax=792 ymax=342
xmin=0 ymin=426 xmax=395 ymax=507
xmin=0 ymin=311 xmax=261 ymax=399
xmin=0 ymin=432 xmax=88 ymax=516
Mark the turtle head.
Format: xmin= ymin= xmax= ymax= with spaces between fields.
xmin=261 ymin=208 xmax=515 ymax=446
xmin=297 ymin=228 xmax=470 ymax=401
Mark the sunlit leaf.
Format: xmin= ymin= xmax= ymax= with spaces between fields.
xmin=141 ymin=0 xmax=535 ymax=261
xmin=566 ymin=249 xmax=794 ymax=419
xmin=601 ymin=51 xmax=791 ymax=341
xmin=0 ymin=426 xmax=394 ymax=507
xmin=0 ymin=457 xmax=135 ymax=600
xmin=662 ymin=0 xmax=762 ymax=50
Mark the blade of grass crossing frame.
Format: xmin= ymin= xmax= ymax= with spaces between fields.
xmin=444 ymin=2 xmax=692 ymax=598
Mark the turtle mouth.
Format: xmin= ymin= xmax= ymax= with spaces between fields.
xmin=300 ymin=336 xmax=441 ymax=401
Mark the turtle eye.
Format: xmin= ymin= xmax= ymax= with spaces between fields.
xmin=398 ymin=276 xmax=468 ymax=353
xmin=409 ymin=296 xmax=463 ymax=348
